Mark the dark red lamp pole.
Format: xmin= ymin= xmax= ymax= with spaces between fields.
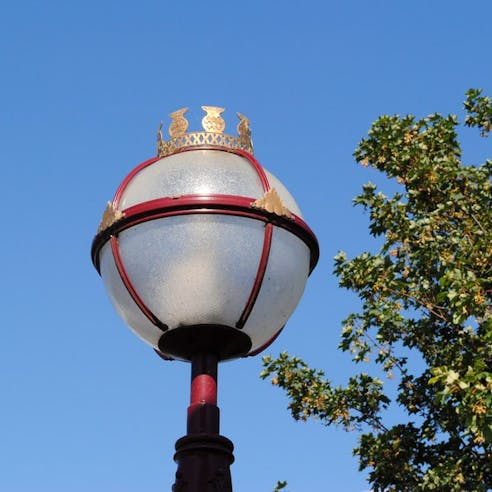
xmin=173 ymin=352 xmax=233 ymax=491
xmin=91 ymin=106 xmax=318 ymax=491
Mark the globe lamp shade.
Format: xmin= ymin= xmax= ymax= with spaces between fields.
xmin=91 ymin=110 xmax=318 ymax=362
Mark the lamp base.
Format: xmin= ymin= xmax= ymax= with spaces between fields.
xmin=173 ymin=434 xmax=234 ymax=492
xmin=158 ymin=324 xmax=252 ymax=361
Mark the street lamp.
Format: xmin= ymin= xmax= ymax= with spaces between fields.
xmin=91 ymin=106 xmax=319 ymax=491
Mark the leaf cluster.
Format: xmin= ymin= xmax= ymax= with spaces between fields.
xmin=464 ymin=88 xmax=492 ymax=137
xmin=272 ymin=480 xmax=288 ymax=492
xmin=262 ymin=90 xmax=492 ymax=491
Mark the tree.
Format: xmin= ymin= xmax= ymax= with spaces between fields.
xmin=262 ymin=89 xmax=492 ymax=491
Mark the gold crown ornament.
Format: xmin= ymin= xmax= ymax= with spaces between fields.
xmin=157 ymin=106 xmax=254 ymax=157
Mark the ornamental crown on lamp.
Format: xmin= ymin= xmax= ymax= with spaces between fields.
xmin=157 ymin=106 xmax=254 ymax=158
xmin=92 ymin=106 xmax=319 ymax=362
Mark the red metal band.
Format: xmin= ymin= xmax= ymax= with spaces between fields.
xmin=92 ymin=194 xmax=319 ymax=275
xmin=121 ymin=195 xmax=317 ymax=269
xmin=235 ymin=223 xmax=273 ymax=329
xmin=110 ymin=236 xmax=168 ymax=331
xmin=122 ymin=194 xmax=317 ymax=248
xmin=123 ymin=194 xmax=253 ymax=216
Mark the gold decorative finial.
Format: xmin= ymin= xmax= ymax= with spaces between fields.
xmin=97 ymin=202 xmax=125 ymax=234
xmin=237 ymin=112 xmax=253 ymax=153
xmin=156 ymin=107 xmax=254 ymax=157
xmin=201 ymin=106 xmax=226 ymax=133
xmin=157 ymin=121 xmax=165 ymax=155
xmin=251 ymin=189 xmax=293 ymax=219
xmin=169 ymin=108 xmax=189 ymax=138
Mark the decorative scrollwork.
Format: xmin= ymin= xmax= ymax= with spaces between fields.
xmin=169 ymin=108 xmax=189 ymax=138
xmin=236 ymin=112 xmax=253 ymax=153
xmin=251 ymin=188 xmax=293 ymax=219
xmin=97 ymin=202 xmax=125 ymax=234
xmin=201 ymin=106 xmax=225 ymax=133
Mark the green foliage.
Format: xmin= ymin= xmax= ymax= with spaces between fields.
xmin=272 ymin=480 xmax=288 ymax=492
xmin=464 ymin=88 xmax=492 ymax=137
xmin=262 ymin=90 xmax=492 ymax=491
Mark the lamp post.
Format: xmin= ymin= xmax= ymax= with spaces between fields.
xmin=91 ymin=106 xmax=319 ymax=491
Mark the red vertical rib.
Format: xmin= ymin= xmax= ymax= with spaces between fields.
xmin=236 ymin=223 xmax=273 ymax=329
xmin=111 ymin=236 xmax=168 ymax=331
xmin=234 ymin=148 xmax=270 ymax=192
xmin=112 ymin=156 xmax=161 ymax=208
xmin=233 ymin=149 xmax=273 ymax=328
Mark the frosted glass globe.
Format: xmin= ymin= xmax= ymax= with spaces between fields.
xmin=94 ymin=149 xmax=317 ymax=361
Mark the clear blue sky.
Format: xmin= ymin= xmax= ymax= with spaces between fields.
xmin=1 ymin=1 xmax=491 ymax=491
